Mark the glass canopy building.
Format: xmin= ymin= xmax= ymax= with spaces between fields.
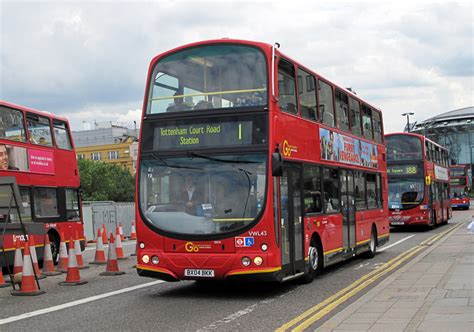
xmin=411 ymin=106 xmax=474 ymax=186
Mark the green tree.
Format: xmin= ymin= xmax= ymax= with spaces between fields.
xmin=78 ymin=159 xmax=135 ymax=202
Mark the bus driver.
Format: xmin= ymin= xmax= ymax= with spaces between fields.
xmin=182 ymin=175 xmax=203 ymax=215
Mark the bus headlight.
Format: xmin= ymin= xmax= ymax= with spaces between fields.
xmin=254 ymin=256 xmax=263 ymax=266
xmin=241 ymin=256 xmax=251 ymax=267
xmin=142 ymin=255 xmax=150 ymax=264
xmin=139 ymin=242 xmax=145 ymax=249
xmin=261 ymin=243 xmax=268 ymax=251
xmin=151 ymin=256 xmax=159 ymax=265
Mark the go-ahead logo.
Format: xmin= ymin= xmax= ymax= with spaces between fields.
xmin=185 ymin=242 xmax=200 ymax=252
xmin=184 ymin=242 xmax=211 ymax=252
xmin=282 ymin=140 xmax=298 ymax=157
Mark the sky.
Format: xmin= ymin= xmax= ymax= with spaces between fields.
xmin=0 ymin=1 xmax=473 ymax=133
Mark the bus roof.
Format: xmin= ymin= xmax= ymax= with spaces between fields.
xmin=0 ymin=100 xmax=70 ymax=124
xmin=386 ymin=132 xmax=448 ymax=151
xmin=147 ymin=38 xmax=382 ymax=113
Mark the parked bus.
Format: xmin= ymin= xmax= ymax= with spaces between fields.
xmin=0 ymin=100 xmax=84 ymax=266
xmin=449 ymin=165 xmax=470 ymax=210
xmin=387 ymin=133 xmax=451 ymax=228
xmin=136 ymin=39 xmax=389 ymax=283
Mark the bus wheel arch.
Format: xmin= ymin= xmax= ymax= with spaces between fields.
xmin=301 ymin=232 xmax=324 ymax=283
xmin=47 ymin=230 xmax=60 ymax=265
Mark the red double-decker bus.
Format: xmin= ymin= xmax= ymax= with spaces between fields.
xmin=0 ymin=100 xmax=84 ymax=266
xmin=136 ymin=39 xmax=389 ymax=283
xmin=449 ymin=165 xmax=470 ymax=210
xmin=387 ymin=133 xmax=451 ymax=228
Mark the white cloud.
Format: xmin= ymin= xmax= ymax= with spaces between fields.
xmin=0 ymin=1 xmax=472 ymax=135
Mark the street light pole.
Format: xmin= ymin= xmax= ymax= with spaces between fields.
xmin=468 ymin=120 xmax=473 ymax=194
xmin=402 ymin=112 xmax=415 ymax=132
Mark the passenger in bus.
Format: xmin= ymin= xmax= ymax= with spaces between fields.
xmin=324 ymin=192 xmax=335 ymax=212
xmin=166 ymin=92 xmax=192 ymax=112
xmin=182 ymin=175 xmax=203 ymax=215
xmin=0 ymin=144 xmax=18 ymax=170
xmin=28 ymin=132 xmax=38 ymax=144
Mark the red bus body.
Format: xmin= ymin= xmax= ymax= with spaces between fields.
xmin=387 ymin=133 xmax=451 ymax=227
xmin=136 ymin=39 xmax=389 ymax=282
xmin=449 ymin=165 xmax=470 ymax=210
xmin=0 ymin=100 xmax=84 ymax=266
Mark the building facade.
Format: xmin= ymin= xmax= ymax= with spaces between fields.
xmin=411 ymin=106 xmax=474 ymax=187
xmin=72 ymin=124 xmax=139 ymax=174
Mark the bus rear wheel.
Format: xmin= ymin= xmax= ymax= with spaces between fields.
xmin=364 ymin=227 xmax=377 ymax=258
xmin=302 ymin=241 xmax=323 ymax=283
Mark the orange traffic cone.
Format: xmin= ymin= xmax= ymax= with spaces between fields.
xmin=57 ymin=233 xmax=69 ymax=273
xmin=119 ymin=223 xmax=125 ymax=241
xmin=90 ymin=228 xmax=107 ymax=265
xmin=28 ymin=236 xmax=46 ymax=280
xmin=102 ymin=224 xmax=108 ymax=244
xmin=100 ymin=234 xmax=125 ymax=276
xmin=11 ymin=242 xmax=45 ymax=296
xmin=129 ymin=221 xmax=137 ymax=240
xmin=0 ymin=266 xmax=9 ymax=288
xmin=74 ymin=231 xmax=89 ymax=270
xmin=13 ymin=240 xmax=23 ymax=275
xmin=59 ymin=238 xmax=88 ymax=286
xmin=42 ymin=236 xmax=61 ymax=276
xmin=115 ymin=227 xmax=127 ymax=260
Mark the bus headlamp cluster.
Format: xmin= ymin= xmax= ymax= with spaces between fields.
xmin=142 ymin=254 xmax=150 ymax=264
xmin=241 ymin=257 xmax=251 ymax=267
xmin=241 ymin=256 xmax=264 ymax=267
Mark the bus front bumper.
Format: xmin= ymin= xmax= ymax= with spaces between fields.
xmin=136 ymin=263 xmax=282 ymax=282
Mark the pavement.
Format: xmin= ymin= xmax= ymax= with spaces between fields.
xmin=318 ymin=220 xmax=474 ymax=332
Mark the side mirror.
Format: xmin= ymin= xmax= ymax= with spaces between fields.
xmin=272 ymin=152 xmax=283 ymax=177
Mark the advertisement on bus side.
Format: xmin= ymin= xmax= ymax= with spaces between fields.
xmin=319 ymin=128 xmax=378 ymax=168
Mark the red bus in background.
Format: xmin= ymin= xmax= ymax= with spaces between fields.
xmin=449 ymin=165 xmax=470 ymax=210
xmin=0 ymin=100 xmax=84 ymax=266
xmin=135 ymin=39 xmax=389 ymax=283
xmin=387 ymin=133 xmax=451 ymax=228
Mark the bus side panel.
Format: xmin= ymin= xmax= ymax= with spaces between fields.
xmin=310 ymin=214 xmax=343 ymax=254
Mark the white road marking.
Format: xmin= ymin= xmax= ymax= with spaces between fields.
xmin=378 ymin=235 xmax=415 ymax=252
xmin=354 ymin=263 xmax=370 ymax=270
xmin=0 ymin=280 xmax=164 ymax=325
xmin=197 ymin=288 xmax=295 ymax=331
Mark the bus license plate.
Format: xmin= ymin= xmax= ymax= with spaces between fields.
xmin=184 ymin=269 xmax=215 ymax=277
xmin=391 ymin=221 xmax=405 ymax=225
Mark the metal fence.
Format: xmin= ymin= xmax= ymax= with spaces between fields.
xmin=82 ymin=201 xmax=135 ymax=242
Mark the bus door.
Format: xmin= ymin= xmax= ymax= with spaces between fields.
xmin=279 ymin=165 xmax=305 ymax=277
xmin=341 ymin=170 xmax=356 ymax=249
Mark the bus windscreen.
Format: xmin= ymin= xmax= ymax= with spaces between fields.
xmin=147 ymin=44 xmax=268 ymax=114
xmin=386 ymin=135 xmax=422 ymax=161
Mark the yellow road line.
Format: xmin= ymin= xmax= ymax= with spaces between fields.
xmin=276 ymin=245 xmax=421 ymax=332
xmin=277 ymin=221 xmax=466 ymax=331
xmin=291 ymin=247 xmax=424 ymax=331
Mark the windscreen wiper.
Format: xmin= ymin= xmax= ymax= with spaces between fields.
xmin=144 ymin=153 xmax=201 ymax=170
xmin=187 ymin=151 xmax=258 ymax=164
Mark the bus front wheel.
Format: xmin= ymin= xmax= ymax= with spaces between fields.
xmin=48 ymin=232 xmax=60 ymax=265
xmin=302 ymin=240 xmax=323 ymax=283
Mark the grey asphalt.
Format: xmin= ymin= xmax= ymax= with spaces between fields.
xmin=0 ymin=210 xmax=470 ymax=331
xmin=319 ymin=211 xmax=473 ymax=331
